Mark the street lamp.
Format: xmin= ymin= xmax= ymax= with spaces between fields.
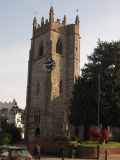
xmin=97 ymin=73 xmax=101 ymax=129
xmin=97 ymin=64 xmax=115 ymax=129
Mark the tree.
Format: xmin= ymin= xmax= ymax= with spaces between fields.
xmin=70 ymin=40 xmax=120 ymax=131
xmin=0 ymin=120 xmax=22 ymax=144
xmin=70 ymin=78 xmax=97 ymax=126
xmin=9 ymin=125 xmax=22 ymax=143
xmin=0 ymin=133 xmax=12 ymax=145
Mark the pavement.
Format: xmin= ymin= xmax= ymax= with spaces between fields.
xmin=34 ymin=157 xmax=120 ymax=160
xmin=34 ymin=158 xmax=94 ymax=160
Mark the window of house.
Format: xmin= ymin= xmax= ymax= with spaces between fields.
xmin=56 ymin=39 xmax=63 ymax=54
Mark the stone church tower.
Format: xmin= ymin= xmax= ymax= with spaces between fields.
xmin=25 ymin=7 xmax=80 ymax=144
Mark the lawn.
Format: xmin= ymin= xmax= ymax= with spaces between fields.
xmin=69 ymin=140 xmax=120 ymax=148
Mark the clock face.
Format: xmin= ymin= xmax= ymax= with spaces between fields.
xmin=43 ymin=58 xmax=55 ymax=72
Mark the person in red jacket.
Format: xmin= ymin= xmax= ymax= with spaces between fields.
xmin=101 ymin=127 xmax=109 ymax=143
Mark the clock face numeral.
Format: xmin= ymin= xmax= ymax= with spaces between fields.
xmin=44 ymin=58 xmax=55 ymax=72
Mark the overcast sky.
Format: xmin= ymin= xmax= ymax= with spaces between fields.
xmin=0 ymin=0 xmax=120 ymax=108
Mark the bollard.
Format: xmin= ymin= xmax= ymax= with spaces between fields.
xmin=105 ymin=149 xmax=107 ymax=160
xmin=61 ymin=148 xmax=64 ymax=160
xmin=97 ymin=145 xmax=100 ymax=160
xmin=72 ymin=148 xmax=76 ymax=158
xmin=61 ymin=151 xmax=64 ymax=160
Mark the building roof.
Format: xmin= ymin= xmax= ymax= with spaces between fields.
xmin=0 ymin=99 xmax=18 ymax=111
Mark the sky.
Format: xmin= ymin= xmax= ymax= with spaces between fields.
xmin=0 ymin=0 xmax=120 ymax=108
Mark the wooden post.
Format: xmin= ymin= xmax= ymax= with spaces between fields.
xmin=97 ymin=145 xmax=100 ymax=160
xmin=61 ymin=148 xmax=64 ymax=160
xmin=105 ymin=149 xmax=107 ymax=160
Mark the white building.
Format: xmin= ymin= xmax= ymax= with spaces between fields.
xmin=0 ymin=99 xmax=24 ymax=130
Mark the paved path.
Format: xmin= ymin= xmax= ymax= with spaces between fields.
xmin=35 ymin=157 xmax=94 ymax=160
xmin=34 ymin=158 xmax=94 ymax=160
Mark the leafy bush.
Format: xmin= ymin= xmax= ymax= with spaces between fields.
xmin=0 ymin=133 xmax=12 ymax=145
xmin=111 ymin=128 xmax=120 ymax=141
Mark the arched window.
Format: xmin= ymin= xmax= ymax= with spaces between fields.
xmin=56 ymin=39 xmax=63 ymax=54
xmin=60 ymin=80 xmax=63 ymax=95
xmin=38 ymin=41 xmax=44 ymax=58
xmin=35 ymin=127 xmax=40 ymax=136
xmin=36 ymin=81 xmax=40 ymax=96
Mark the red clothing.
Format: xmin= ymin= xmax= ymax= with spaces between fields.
xmin=102 ymin=128 xmax=109 ymax=143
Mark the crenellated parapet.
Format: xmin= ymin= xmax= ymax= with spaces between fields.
xmin=75 ymin=15 xmax=80 ymax=25
xmin=49 ymin=6 xmax=54 ymax=23
xmin=32 ymin=6 xmax=80 ymax=38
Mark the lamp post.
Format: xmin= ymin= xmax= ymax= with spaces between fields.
xmin=98 ymin=73 xmax=101 ymax=129
xmin=97 ymin=65 xmax=115 ymax=129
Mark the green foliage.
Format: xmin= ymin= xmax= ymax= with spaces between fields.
xmin=70 ymin=40 xmax=120 ymax=128
xmin=0 ymin=120 xmax=21 ymax=144
xmin=111 ymin=129 xmax=120 ymax=141
xmin=0 ymin=133 xmax=12 ymax=145
xmin=70 ymin=78 xmax=98 ymax=126
xmin=10 ymin=126 xmax=22 ymax=144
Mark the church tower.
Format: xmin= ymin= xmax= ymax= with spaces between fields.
xmin=25 ymin=7 xmax=80 ymax=144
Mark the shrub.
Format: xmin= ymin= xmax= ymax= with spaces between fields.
xmin=0 ymin=133 xmax=12 ymax=145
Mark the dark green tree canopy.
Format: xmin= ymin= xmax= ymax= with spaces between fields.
xmin=70 ymin=40 xmax=120 ymax=127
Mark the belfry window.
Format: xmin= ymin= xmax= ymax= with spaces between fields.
xmin=35 ymin=128 xmax=40 ymax=136
xmin=38 ymin=41 xmax=44 ymax=58
xmin=60 ymin=80 xmax=63 ymax=95
xmin=56 ymin=39 xmax=63 ymax=54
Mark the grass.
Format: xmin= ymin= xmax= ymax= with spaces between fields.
xmin=103 ymin=141 xmax=120 ymax=148
xmin=69 ymin=140 xmax=120 ymax=148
